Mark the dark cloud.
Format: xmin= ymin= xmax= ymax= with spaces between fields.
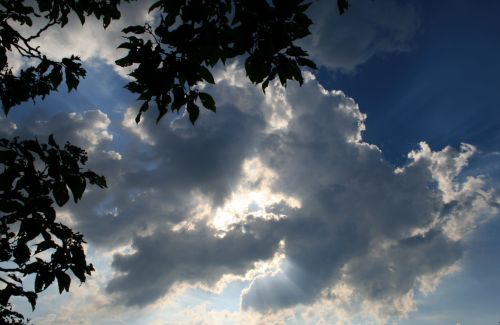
xmin=107 ymin=218 xmax=284 ymax=306
xmin=302 ymin=0 xmax=420 ymax=71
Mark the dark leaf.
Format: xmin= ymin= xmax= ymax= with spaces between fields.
xmin=65 ymin=69 xmax=79 ymax=92
xmin=13 ymin=242 xmax=31 ymax=264
xmin=0 ymin=150 xmax=17 ymax=163
xmin=48 ymin=134 xmax=58 ymax=147
xmin=296 ymin=57 xmax=317 ymax=69
xmin=187 ymin=101 xmax=200 ymax=125
xmin=70 ymin=264 xmax=86 ymax=283
xmin=24 ymin=292 xmax=37 ymax=310
xmin=53 ymin=182 xmax=69 ymax=206
xmin=135 ymin=101 xmax=149 ymax=123
xmin=66 ymin=175 xmax=86 ymax=202
xmin=122 ymin=25 xmax=146 ymax=34
xmin=55 ymin=271 xmax=71 ymax=294
xmin=115 ymin=55 xmax=133 ymax=67
xmin=286 ymin=46 xmax=308 ymax=57
xmin=337 ymin=0 xmax=350 ymax=14
xmin=199 ymin=92 xmax=216 ymax=112
xmin=199 ymin=66 xmax=215 ymax=84
xmin=149 ymin=1 xmax=163 ymax=12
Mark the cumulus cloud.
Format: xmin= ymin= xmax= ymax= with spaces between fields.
xmin=302 ymin=0 xmax=420 ymax=71
xmin=32 ymin=67 xmax=492 ymax=318
xmin=7 ymin=65 xmax=498 ymax=322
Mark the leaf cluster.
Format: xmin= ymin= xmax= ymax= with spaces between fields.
xmin=0 ymin=1 xmax=350 ymax=322
xmin=116 ymin=0 xmax=348 ymax=125
xmin=0 ymin=0 xmax=133 ymax=114
xmin=0 ymin=135 xmax=106 ymax=323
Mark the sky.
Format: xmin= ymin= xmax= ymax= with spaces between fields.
xmin=2 ymin=0 xmax=500 ymax=324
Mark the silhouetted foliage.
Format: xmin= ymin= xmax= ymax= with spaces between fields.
xmin=0 ymin=136 xmax=106 ymax=323
xmin=0 ymin=0 xmax=133 ymax=114
xmin=117 ymin=0 xmax=324 ymax=124
xmin=0 ymin=0 xmax=350 ymax=322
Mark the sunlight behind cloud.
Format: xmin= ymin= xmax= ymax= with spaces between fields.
xmin=210 ymin=157 xmax=301 ymax=232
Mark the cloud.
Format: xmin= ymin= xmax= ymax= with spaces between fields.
xmin=302 ymin=0 xmax=420 ymax=71
xmin=53 ymin=68 xmax=496 ymax=315
xmin=2 ymin=2 xmax=497 ymax=323
xmin=5 ymin=109 xmax=113 ymax=151
xmin=107 ymin=219 xmax=284 ymax=306
xmin=9 ymin=0 xmax=419 ymax=79
xmin=8 ymin=1 xmax=154 ymax=78
xmin=0 ymin=116 xmax=18 ymax=136
xmin=239 ymin=79 xmax=497 ymax=311
xmin=7 ymin=65 xmax=498 ymax=322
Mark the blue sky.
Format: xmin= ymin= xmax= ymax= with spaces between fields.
xmin=2 ymin=0 xmax=500 ymax=324
xmin=322 ymin=0 xmax=500 ymax=165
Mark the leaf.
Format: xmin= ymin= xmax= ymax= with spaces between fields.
xmin=294 ymin=12 xmax=312 ymax=27
xmin=289 ymin=60 xmax=303 ymax=85
xmin=0 ymin=150 xmax=17 ymax=163
xmin=65 ymin=68 xmax=79 ymax=92
xmin=53 ymin=182 xmax=69 ymax=206
xmin=337 ymin=0 xmax=350 ymax=14
xmin=70 ymin=264 xmax=86 ymax=283
xmin=156 ymin=106 xmax=167 ymax=124
xmin=49 ymin=65 xmax=63 ymax=88
xmin=0 ymin=47 xmax=6 ymax=70
xmin=41 ymin=207 xmax=56 ymax=223
xmin=296 ymin=57 xmax=317 ymax=69
xmin=199 ymin=92 xmax=216 ymax=112
xmin=115 ymin=55 xmax=133 ymax=67
xmin=149 ymin=1 xmax=163 ymax=12
xmin=245 ymin=55 xmax=271 ymax=84
xmin=186 ymin=102 xmax=200 ymax=125
xmin=34 ymin=273 xmax=44 ymax=293
xmin=55 ymin=271 xmax=71 ymax=294
xmin=76 ymin=11 xmax=86 ymax=25
xmin=122 ymin=25 xmax=146 ymax=34
xmin=117 ymin=42 xmax=135 ymax=50
xmin=135 ymin=101 xmax=149 ymax=123
xmin=286 ymin=46 xmax=308 ymax=57
xmin=198 ymin=66 xmax=215 ymax=84
xmin=37 ymin=59 xmax=51 ymax=74
xmin=35 ymin=240 xmax=56 ymax=254
xmin=262 ymin=78 xmax=270 ymax=92
xmin=20 ymin=218 xmax=42 ymax=242
xmin=48 ymin=134 xmax=58 ymax=147
xmin=24 ymin=292 xmax=37 ymax=310
xmin=13 ymin=242 xmax=31 ymax=264
xmin=66 ymin=175 xmax=86 ymax=202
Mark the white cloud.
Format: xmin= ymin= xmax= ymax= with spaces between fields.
xmin=121 ymin=107 xmax=155 ymax=145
